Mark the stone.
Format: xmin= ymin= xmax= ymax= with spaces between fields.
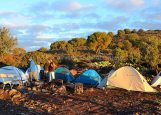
xmin=32 ymin=87 xmax=37 ymax=91
xmin=56 ymin=85 xmax=66 ymax=94
xmin=74 ymin=83 xmax=83 ymax=94
xmin=9 ymin=89 xmax=19 ymax=97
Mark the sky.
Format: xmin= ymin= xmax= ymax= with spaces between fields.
xmin=0 ymin=0 xmax=161 ymax=51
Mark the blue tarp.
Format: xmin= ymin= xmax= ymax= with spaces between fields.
xmin=74 ymin=69 xmax=102 ymax=86
xmin=54 ymin=67 xmax=74 ymax=82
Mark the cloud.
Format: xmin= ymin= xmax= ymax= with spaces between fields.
xmin=104 ymin=0 xmax=145 ymax=11
xmin=0 ymin=10 xmax=29 ymax=29
xmin=131 ymin=21 xmax=161 ymax=30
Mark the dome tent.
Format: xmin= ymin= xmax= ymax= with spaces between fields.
xmin=74 ymin=69 xmax=102 ymax=86
xmin=97 ymin=66 xmax=156 ymax=92
xmin=54 ymin=67 xmax=74 ymax=82
xmin=0 ymin=66 xmax=28 ymax=84
xmin=151 ymin=71 xmax=161 ymax=87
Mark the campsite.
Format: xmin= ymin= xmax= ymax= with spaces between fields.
xmin=0 ymin=64 xmax=161 ymax=114
xmin=0 ymin=0 xmax=161 ymax=114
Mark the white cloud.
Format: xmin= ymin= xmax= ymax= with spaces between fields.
xmin=0 ymin=11 xmax=29 ymax=29
xmin=105 ymin=0 xmax=145 ymax=11
xmin=36 ymin=34 xmax=54 ymax=40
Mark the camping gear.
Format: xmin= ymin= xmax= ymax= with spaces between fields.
xmin=151 ymin=71 xmax=161 ymax=87
xmin=0 ymin=66 xmax=28 ymax=88
xmin=97 ymin=66 xmax=156 ymax=92
xmin=54 ymin=67 xmax=74 ymax=82
xmin=74 ymin=69 xmax=102 ymax=86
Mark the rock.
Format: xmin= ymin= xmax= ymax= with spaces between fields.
xmin=47 ymin=107 xmax=54 ymax=113
xmin=85 ymin=88 xmax=94 ymax=93
xmin=42 ymin=89 xmax=48 ymax=93
xmin=9 ymin=89 xmax=20 ymax=97
xmin=32 ymin=87 xmax=37 ymax=91
xmin=56 ymin=85 xmax=66 ymax=94
xmin=0 ymin=89 xmax=5 ymax=94
xmin=28 ymin=88 xmax=32 ymax=91
xmin=0 ymin=90 xmax=10 ymax=100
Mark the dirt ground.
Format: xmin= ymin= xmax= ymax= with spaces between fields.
xmin=0 ymin=86 xmax=161 ymax=115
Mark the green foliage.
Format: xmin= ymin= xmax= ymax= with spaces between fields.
xmin=12 ymin=48 xmax=26 ymax=56
xmin=93 ymin=61 xmax=111 ymax=67
xmin=107 ymin=32 xmax=114 ymax=37
xmin=113 ymin=48 xmax=128 ymax=62
xmin=124 ymin=28 xmax=131 ymax=34
xmin=123 ymin=40 xmax=132 ymax=50
xmin=125 ymin=33 xmax=140 ymax=47
xmin=68 ymin=38 xmax=86 ymax=47
xmin=117 ymin=30 xmax=125 ymax=37
xmin=87 ymin=32 xmax=112 ymax=54
xmin=50 ymin=41 xmax=67 ymax=50
xmin=0 ymin=27 xmax=17 ymax=56
xmin=65 ymin=43 xmax=75 ymax=54
xmin=38 ymin=47 xmax=48 ymax=52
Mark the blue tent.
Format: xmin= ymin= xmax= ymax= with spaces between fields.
xmin=54 ymin=67 xmax=74 ymax=82
xmin=74 ymin=69 xmax=102 ymax=86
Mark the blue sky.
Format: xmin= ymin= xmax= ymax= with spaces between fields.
xmin=0 ymin=0 xmax=161 ymax=51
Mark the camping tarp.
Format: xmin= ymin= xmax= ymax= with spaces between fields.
xmin=54 ymin=67 xmax=74 ymax=82
xmin=98 ymin=66 xmax=156 ymax=92
xmin=74 ymin=69 xmax=102 ymax=86
xmin=151 ymin=71 xmax=161 ymax=87
xmin=0 ymin=66 xmax=28 ymax=84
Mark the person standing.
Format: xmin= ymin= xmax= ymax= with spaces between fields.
xmin=44 ymin=60 xmax=50 ymax=82
xmin=28 ymin=59 xmax=37 ymax=83
xmin=49 ymin=61 xmax=57 ymax=82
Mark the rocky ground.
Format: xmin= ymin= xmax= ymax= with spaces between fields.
xmin=0 ymin=83 xmax=161 ymax=115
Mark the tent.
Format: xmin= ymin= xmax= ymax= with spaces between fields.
xmin=54 ymin=67 xmax=74 ymax=82
xmin=97 ymin=70 xmax=114 ymax=88
xmin=0 ymin=66 xmax=28 ymax=84
xmin=97 ymin=66 xmax=156 ymax=92
xmin=74 ymin=69 xmax=102 ymax=86
xmin=151 ymin=71 xmax=161 ymax=87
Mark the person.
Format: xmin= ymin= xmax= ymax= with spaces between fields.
xmin=44 ymin=60 xmax=50 ymax=82
xmin=28 ymin=59 xmax=37 ymax=83
xmin=49 ymin=61 xmax=57 ymax=82
xmin=39 ymin=63 xmax=44 ymax=81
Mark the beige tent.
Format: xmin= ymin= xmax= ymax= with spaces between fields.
xmin=151 ymin=71 xmax=161 ymax=87
xmin=97 ymin=66 xmax=156 ymax=92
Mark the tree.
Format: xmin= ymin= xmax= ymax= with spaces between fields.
xmin=65 ymin=43 xmax=74 ymax=54
xmin=68 ymin=38 xmax=86 ymax=47
xmin=123 ymin=40 xmax=132 ymax=50
xmin=12 ymin=48 xmax=26 ymax=56
xmin=113 ymin=48 xmax=128 ymax=68
xmin=38 ymin=47 xmax=48 ymax=52
xmin=86 ymin=32 xmax=112 ymax=54
xmin=124 ymin=28 xmax=131 ymax=34
xmin=50 ymin=41 xmax=67 ymax=50
xmin=125 ymin=33 xmax=140 ymax=47
xmin=0 ymin=27 xmax=17 ymax=56
xmin=117 ymin=30 xmax=125 ymax=37
xmin=107 ymin=32 xmax=114 ymax=38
